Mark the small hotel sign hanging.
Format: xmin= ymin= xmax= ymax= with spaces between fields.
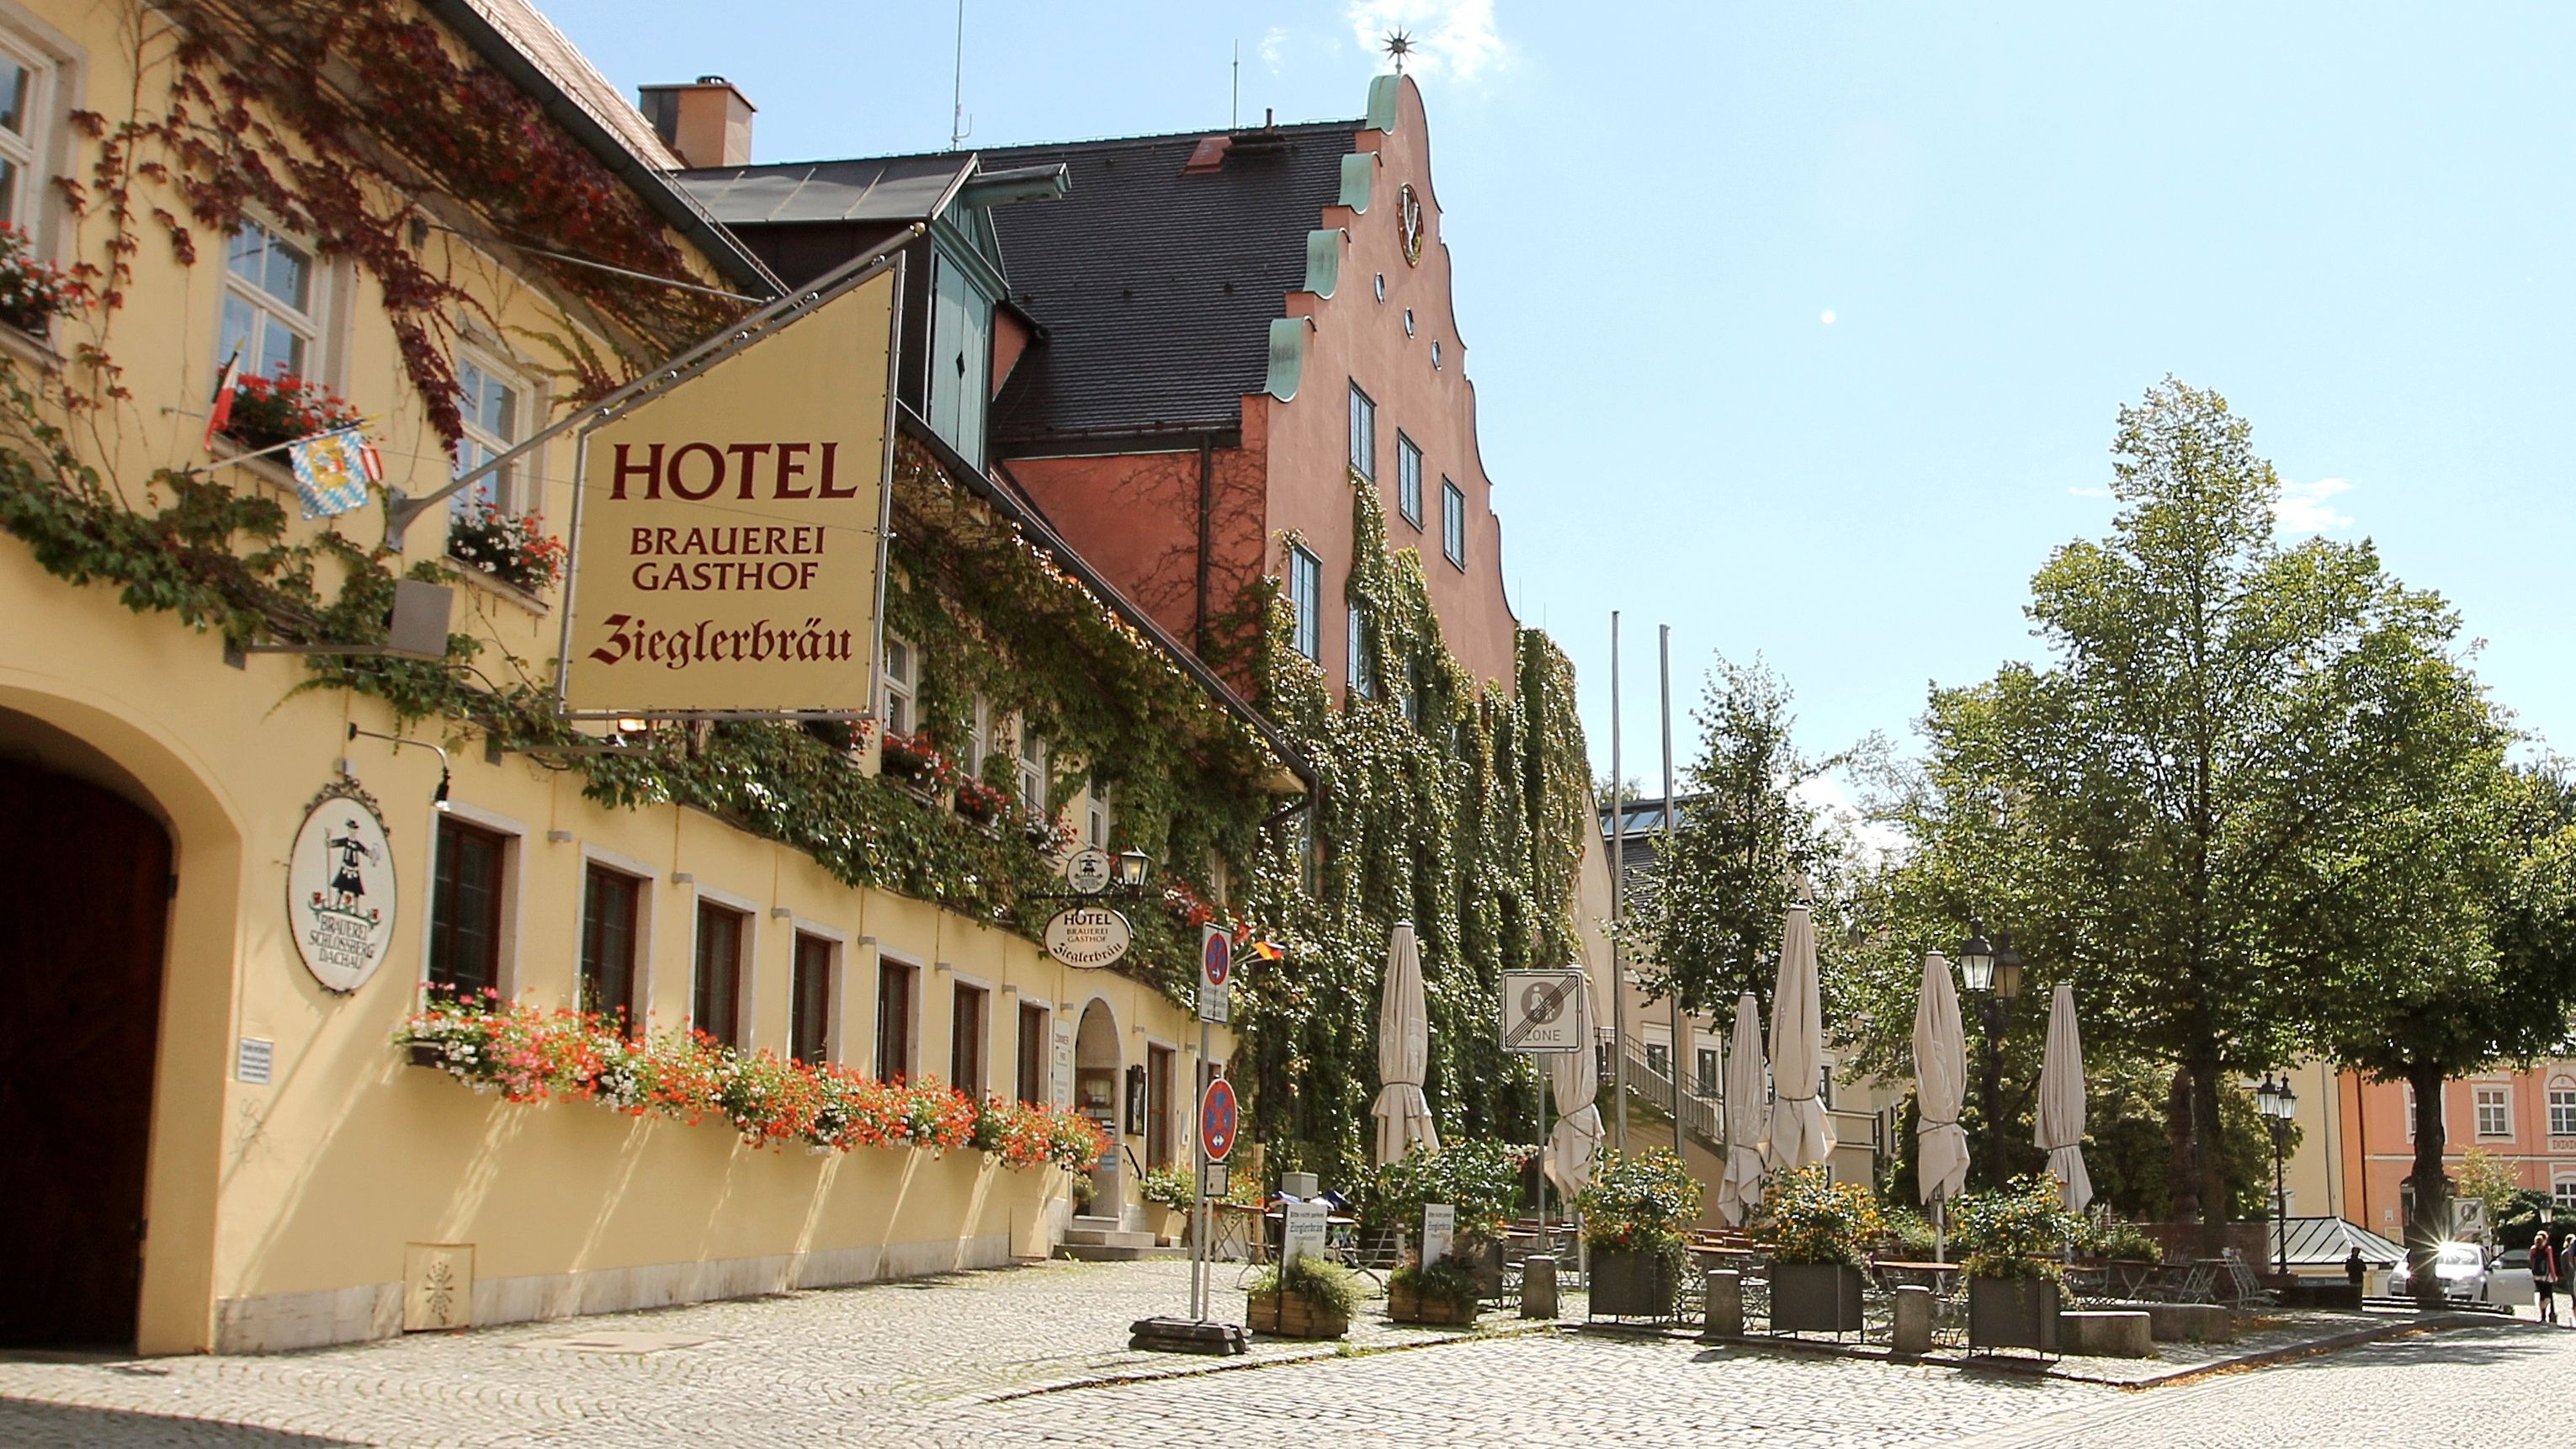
xmin=287 ymin=779 xmax=397 ymax=993
xmin=561 ymin=260 xmax=899 ymax=715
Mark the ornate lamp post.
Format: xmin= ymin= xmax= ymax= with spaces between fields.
xmin=1957 ymin=918 xmax=2025 ymax=1186
xmin=2256 ymin=1073 xmax=2299 ymax=1277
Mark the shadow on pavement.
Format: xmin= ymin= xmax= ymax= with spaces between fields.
xmin=0 ymin=1399 xmax=356 ymax=1447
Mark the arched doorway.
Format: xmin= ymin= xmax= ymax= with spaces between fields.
xmin=1073 ymin=1000 xmax=1123 ymax=1218
xmin=0 ymin=756 xmax=173 ymax=1348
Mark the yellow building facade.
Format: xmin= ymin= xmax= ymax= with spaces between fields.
xmin=0 ymin=0 xmax=1246 ymax=1356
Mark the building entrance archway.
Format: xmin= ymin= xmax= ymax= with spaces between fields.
xmin=1074 ymin=1000 xmax=1123 ymax=1217
xmin=0 ymin=756 xmax=173 ymax=1348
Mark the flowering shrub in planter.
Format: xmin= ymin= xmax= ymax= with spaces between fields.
xmin=1575 ymin=1147 xmax=1702 ymax=1319
xmin=396 ymin=993 xmax=1105 ymax=1171
xmin=446 ymin=501 xmax=566 ymax=592
xmin=879 ymin=730 xmax=953 ymax=788
xmin=0 ymin=223 xmax=82 ymax=335
xmin=222 ymin=370 xmax=362 ymax=454
xmin=953 ymin=776 xmax=1009 ymax=825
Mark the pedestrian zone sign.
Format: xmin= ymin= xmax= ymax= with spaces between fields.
xmin=1500 ymin=969 xmax=1584 ymax=1053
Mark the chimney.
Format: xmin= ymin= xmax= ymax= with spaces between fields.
xmin=637 ymin=76 xmax=755 ymax=168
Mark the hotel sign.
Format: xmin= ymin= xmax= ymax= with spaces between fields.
xmin=1044 ymin=906 xmax=1133 ymax=969
xmin=287 ymin=780 xmax=397 ymax=994
xmin=561 ymin=260 xmax=899 ymax=716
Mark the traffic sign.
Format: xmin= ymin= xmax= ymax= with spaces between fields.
xmin=1199 ymin=1075 xmax=1238 ymax=1162
xmin=1044 ymin=905 xmax=1132 ymax=969
xmin=1197 ymin=926 xmax=1232 ymax=1024
xmin=1064 ymin=846 xmax=1113 ymax=895
xmin=1500 ymin=969 xmax=1584 ymax=1053
xmin=1199 ymin=1161 xmax=1230 ymax=1197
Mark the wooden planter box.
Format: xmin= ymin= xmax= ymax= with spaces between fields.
xmin=1968 ymin=1274 xmax=2061 ymax=1353
xmin=1388 ymin=1282 xmax=1479 ymax=1325
xmin=1246 ymin=1291 xmax=1348 ymax=1339
xmin=1588 ymin=1248 xmax=1678 ymax=1318
xmin=1771 ymin=1261 xmax=1867 ymax=1334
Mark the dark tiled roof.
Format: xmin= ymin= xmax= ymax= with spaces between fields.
xmin=970 ymin=123 xmax=1356 ymax=442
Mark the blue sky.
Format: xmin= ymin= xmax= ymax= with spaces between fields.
xmin=544 ymin=1 xmax=2576 ymax=788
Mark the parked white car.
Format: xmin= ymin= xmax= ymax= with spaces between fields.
xmin=2386 ymin=1243 xmax=2531 ymax=1305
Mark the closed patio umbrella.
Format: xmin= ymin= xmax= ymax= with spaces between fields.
xmin=1912 ymin=951 xmax=1970 ymax=1215
xmin=1717 ymin=992 xmax=1768 ymax=1226
xmin=1372 ymin=921 xmax=1440 ymax=1164
xmin=2035 ymin=980 xmax=2093 ymax=1213
xmin=1766 ymin=903 xmax=1835 ymax=1173
xmin=1543 ymin=969 xmax=1604 ymax=1202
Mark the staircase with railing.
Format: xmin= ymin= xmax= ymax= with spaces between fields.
xmin=1623 ymin=1040 xmax=1725 ymax=1154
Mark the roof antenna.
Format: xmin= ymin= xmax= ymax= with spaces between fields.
xmin=948 ymin=0 xmax=971 ymax=150
xmin=1231 ymin=40 xmax=1240 ymax=130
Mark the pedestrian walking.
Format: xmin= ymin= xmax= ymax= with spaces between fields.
xmin=2531 ymin=1227 xmax=2559 ymax=1324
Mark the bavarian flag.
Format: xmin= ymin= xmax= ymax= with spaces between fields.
xmin=287 ymin=426 xmax=384 ymax=520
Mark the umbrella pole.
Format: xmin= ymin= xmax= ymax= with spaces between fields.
xmin=1935 ymin=1199 xmax=1946 ymax=1265
xmin=1609 ymin=610 xmax=1628 ymax=1153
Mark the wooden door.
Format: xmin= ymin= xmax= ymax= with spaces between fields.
xmin=0 ymin=761 xmax=172 ymax=1348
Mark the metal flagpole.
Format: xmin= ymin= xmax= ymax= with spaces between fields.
xmin=1660 ymin=625 xmax=1681 ymax=1130
xmin=1609 ymin=613 xmax=1628 ymax=1153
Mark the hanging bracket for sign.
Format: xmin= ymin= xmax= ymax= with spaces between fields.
xmin=549 ymin=232 xmax=919 ymax=724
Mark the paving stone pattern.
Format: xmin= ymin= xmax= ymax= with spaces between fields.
xmin=0 ymin=1259 xmax=2558 ymax=1447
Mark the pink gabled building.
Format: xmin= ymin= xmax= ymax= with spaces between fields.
xmin=2338 ymin=1062 xmax=2576 ymax=1234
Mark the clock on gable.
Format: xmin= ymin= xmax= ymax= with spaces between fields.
xmin=1398 ymin=183 xmax=1424 ymax=267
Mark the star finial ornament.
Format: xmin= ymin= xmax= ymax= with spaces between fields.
xmin=1383 ymin=29 xmax=1415 ymax=74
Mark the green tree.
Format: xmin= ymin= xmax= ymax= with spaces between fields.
xmin=1844 ymin=378 xmax=2507 ymax=1227
xmin=1628 ymin=655 xmax=1863 ymax=1022
xmin=2318 ymin=748 xmax=2576 ymax=1300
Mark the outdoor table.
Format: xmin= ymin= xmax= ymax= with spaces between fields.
xmin=1209 ymin=1202 xmax=1265 ymax=1264
xmin=1871 ymin=1261 xmax=1962 ymax=1296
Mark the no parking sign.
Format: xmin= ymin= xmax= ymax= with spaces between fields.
xmin=1198 ymin=926 xmax=1231 ymax=1025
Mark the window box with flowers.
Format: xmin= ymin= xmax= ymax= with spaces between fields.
xmin=0 ymin=224 xmax=82 ymax=345
xmin=879 ymin=730 xmax=953 ymax=803
xmin=953 ymin=776 xmax=1009 ymax=831
xmin=220 ymin=370 xmax=360 ymax=455
xmin=446 ymin=500 xmax=565 ymax=598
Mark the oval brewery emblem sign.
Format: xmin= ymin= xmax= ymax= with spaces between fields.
xmin=1044 ymin=906 xmax=1133 ymax=969
xmin=287 ymin=780 xmax=398 ymax=993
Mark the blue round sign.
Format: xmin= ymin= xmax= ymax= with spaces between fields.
xmin=1200 ymin=1076 xmax=1238 ymax=1161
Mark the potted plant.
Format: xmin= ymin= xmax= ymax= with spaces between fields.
xmin=953 ymin=775 xmax=1009 ymax=827
xmin=1138 ymin=1164 xmax=1197 ymax=1245
xmin=1755 ymin=1163 xmax=1885 ymax=1335
xmin=1953 ymin=1174 xmax=2082 ymax=1353
xmin=0 ymin=222 xmax=82 ymax=337
xmin=445 ymin=500 xmax=566 ymax=595
xmin=1574 ymin=1147 xmax=1702 ymax=1319
xmin=1245 ymin=1253 xmax=1362 ymax=1339
xmin=877 ymin=730 xmax=952 ymax=799
xmin=1364 ymin=1139 xmax=1532 ymax=1298
xmin=1387 ymin=1252 xmax=1481 ymax=1326
xmin=220 ymin=369 xmax=361 ymax=454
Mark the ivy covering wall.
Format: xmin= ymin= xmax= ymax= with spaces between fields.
xmin=1235 ymin=478 xmax=1592 ymax=1188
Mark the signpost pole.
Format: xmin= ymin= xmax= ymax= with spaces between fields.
xmin=1193 ymin=1015 xmax=1212 ymax=1321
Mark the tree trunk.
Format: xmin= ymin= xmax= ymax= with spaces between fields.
xmin=2165 ymin=1064 xmax=2200 ymax=1223
xmin=2407 ymin=1064 xmax=2451 ymax=1308
xmin=2191 ymin=1053 xmax=2228 ymax=1250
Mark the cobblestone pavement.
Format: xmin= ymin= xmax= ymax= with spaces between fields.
xmin=0 ymin=1259 xmax=2556 ymax=1447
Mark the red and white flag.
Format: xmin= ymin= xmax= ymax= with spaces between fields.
xmin=202 ymin=345 xmax=243 ymax=452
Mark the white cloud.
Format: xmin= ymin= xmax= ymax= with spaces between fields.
xmin=1260 ymin=26 xmax=1289 ymax=72
xmin=2272 ymin=475 xmax=2355 ymax=534
xmin=1792 ymin=774 xmax=1908 ymax=866
xmin=1345 ymin=0 xmax=1506 ymax=82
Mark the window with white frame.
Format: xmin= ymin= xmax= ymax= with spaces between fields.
xmin=2557 ymin=1177 xmax=2576 ymax=1211
xmin=879 ymin=635 xmax=916 ymax=737
xmin=1016 ymin=720 xmax=1048 ymax=812
xmin=1086 ymin=783 xmax=1113 ymax=849
xmin=2551 ymin=1080 xmax=2576 ymax=1138
xmin=1347 ymin=383 xmax=1375 ymax=480
xmin=1396 ymin=433 xmax=1422 ymax=527
xmin=1287 ymin=545 xmax=1322 ymax=662
xmin=2476 ymin=1084 xmax=2511 ymax=1138
xmin=968 ymin=695 xmax=993 ymax=777
xmin=219 ymin=219 xmax=320 ymax=383
xmin=1346 ymin=602 xmax=1373 ymax=699
xmin=1442 ymin=478 xmax=1467 ymax=569
xmin=450 ymin=352 xmax=525 ymax=515
xmin=0 ymin=37 xmax=52 ymax=231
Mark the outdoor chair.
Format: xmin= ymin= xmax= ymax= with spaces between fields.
xmin=2219 ymin=1247 xmax=2279 ymax=1308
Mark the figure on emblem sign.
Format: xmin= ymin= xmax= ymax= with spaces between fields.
xmin=324 ymin=818 xmax=379 ymax=911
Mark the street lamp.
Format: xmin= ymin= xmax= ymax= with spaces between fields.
xmin=2257 ymin=1073 xmax=2298 ymax=1277
xmin=1113 ymin=849 xmax=1152 ymax=889
xmin=1957 ymin=919 xmax=2025 ymax=1187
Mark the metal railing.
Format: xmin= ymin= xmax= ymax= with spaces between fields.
xmin=1623 ymin=1040 xmax=1725 ymax=1152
